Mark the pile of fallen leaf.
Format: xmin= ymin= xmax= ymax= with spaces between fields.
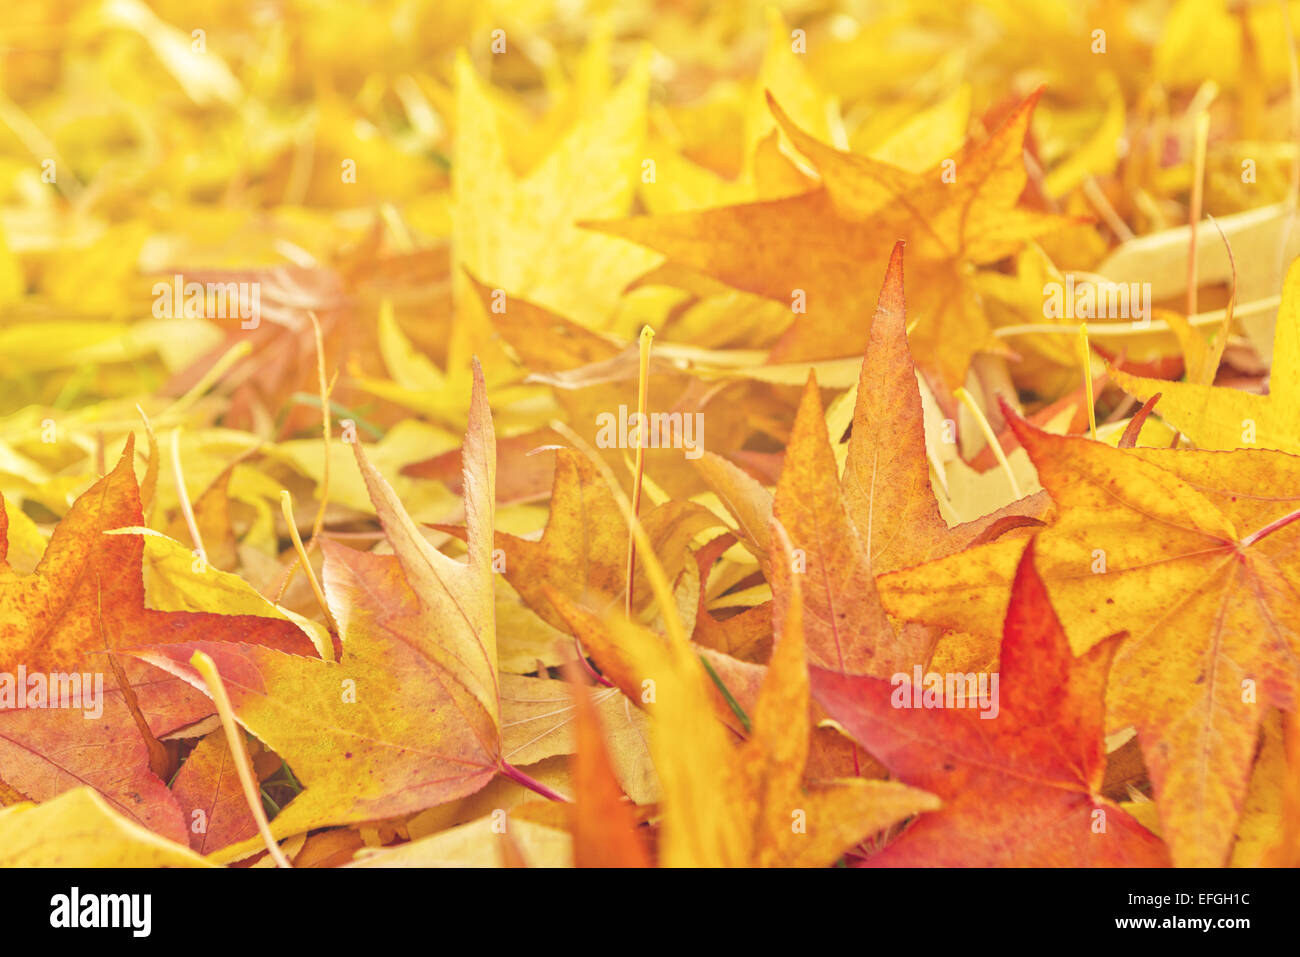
xmin=1 ymin=0 xmax=1299 ymax=868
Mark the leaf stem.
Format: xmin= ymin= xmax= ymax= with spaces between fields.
xmin=170 ymin=427 xmax=206 ymax=563
xmin=573 ymin=638 xmax=615 ymax=688
xmin=499 ymin=761 xmax=571 ymax=803
xmin=1078 ymin=323 xmax=1097 ymax=441
xmin=278 ymin=311 xmax=336 ymax=601
xmin=1240 ymin=506 xmax=1300 ymax=548
xmin=1188 ymin=108 xmax=1211 ymax=319
xmin=189 ymin=650 xmax=292 ymax=868
xmin=955 ymin=387 xmax=1023 ymax=500
xmin=166 ymin=340 xmax=252 ymax=417
xmin=625 ymin=325 xmax=655 ymax=617
xmin=278 ymin=490 xmax=337 ymax=652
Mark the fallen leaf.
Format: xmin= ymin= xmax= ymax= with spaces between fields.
xmin=812 ymin=539 xmax=1169 ymax=866
xmin=878 ymin=405 xmax=1300 ymax=866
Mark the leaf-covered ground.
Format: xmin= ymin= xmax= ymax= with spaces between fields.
xmin=1 ymin=0 xmax=1298 ymax=868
